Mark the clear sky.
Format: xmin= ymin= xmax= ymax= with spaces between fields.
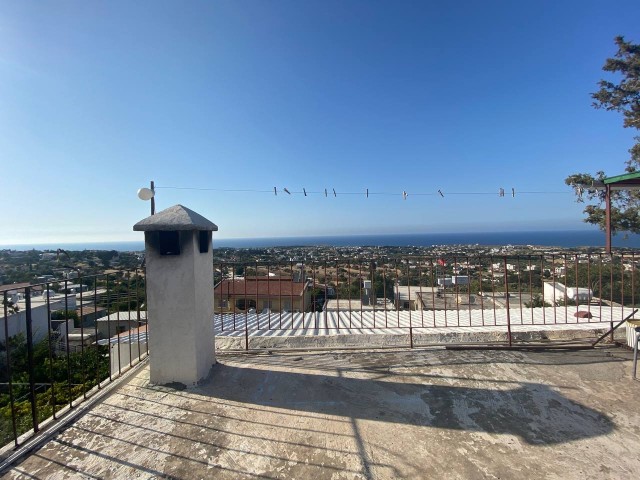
xmin=1 ymin=0 xmax=639 ymax=245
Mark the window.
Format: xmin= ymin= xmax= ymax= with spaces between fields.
xmin=199 ymin=231 xmax=210 ymax=253
xmin=159 ymin=231 xmax=180 ymax=255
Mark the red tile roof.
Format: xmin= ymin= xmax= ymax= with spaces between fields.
xmin=214 ymin=277 xmax=307 ymax=297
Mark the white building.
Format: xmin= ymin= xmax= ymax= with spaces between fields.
xmin=395 ymin=285 xmax=439 ymax=310
xmin=95 ymin=311 xmax=147 ymax=340
xmin=543 ymin=282 xmax=592 ymax=305
xmin=1 ymin=294 xmax=77 ymax=344
xmin=437 ymin=276 xmax=469 ymax=287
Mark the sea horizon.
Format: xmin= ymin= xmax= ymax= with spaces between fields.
xmin=1 ymin=229 xmax=639 ymax=251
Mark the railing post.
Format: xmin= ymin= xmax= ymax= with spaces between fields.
xmin=503 ymin=257 xmax=512 ymax=347
xmin=610 ymin=252 xmax=615 ymax=342
xmin=24 ymin=288 xmax=39 ymax=433
xmin=3 ymin=291 xmax=19 ymax=446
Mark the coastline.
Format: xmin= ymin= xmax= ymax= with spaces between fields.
xmin=0 ymin=229 xmax=635 ymax=251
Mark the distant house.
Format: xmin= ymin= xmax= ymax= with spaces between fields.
xmin=0 ymin=282 xmax=42 ymax=300
xmin=0 ymin=283 xmax=27 ymax=305
xmin=214 ymin=277 xmax=312 ymax=313
xmin=56 ymin=327 xmax=96 ymax=354
xmin=95 ymin=311 xmax=147 ymax=340
xmin=1 ymin=292 xmax=77 ymax=344
xmin=543 ymin=282 xmax=592 ymax=305
xmin=76 ymin=305 xmax=108 ymax=326
xmin=436 ymin=276 xmax=469 ymax=287
xmin=395 ymin=285 xmax=439 ymax=311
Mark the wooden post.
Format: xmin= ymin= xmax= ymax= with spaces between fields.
xmin=605 ymin=184 xmax=611 ymax=254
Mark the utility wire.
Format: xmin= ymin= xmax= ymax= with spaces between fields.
xmin=156 ymin=185 xmax=570 ymax=196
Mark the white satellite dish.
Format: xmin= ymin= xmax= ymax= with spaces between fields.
xmin=137 ymin=187 xmax=155 ymax=201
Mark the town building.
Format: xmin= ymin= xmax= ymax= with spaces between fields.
xmin=214 ymin=276 xmax=312 ymax=313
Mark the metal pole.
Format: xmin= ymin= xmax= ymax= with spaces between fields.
xmin=24 ymin=289 xmax=39 ymax=433
xmin=4 ymin=292 xmax=19 ymax=446
xmin=503 ymin=257 xmax=512 ymax=347
xmin=150 ymin=180 xmax=155 ymax=216
xmin=605 ymin=184 xmax=611 ymax=254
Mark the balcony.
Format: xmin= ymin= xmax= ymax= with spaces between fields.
xmin=2 ymin=348 xmax=640 ymax=478
xmin=1 ymin=253 xmax=640 ymax=477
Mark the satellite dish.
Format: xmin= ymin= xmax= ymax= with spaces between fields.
xmin=137 ymin=187 xmax=155 ymax=201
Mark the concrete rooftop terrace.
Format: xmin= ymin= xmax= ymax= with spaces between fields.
xmin=2 ymin=348 xmax=640 ymax=479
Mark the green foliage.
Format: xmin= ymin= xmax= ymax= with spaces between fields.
xmin=566 ymin=36 xmax=640 ymax=234
xmin=96 ymin=277 xmax=146 ymax=314
xmin=525 ymin=294 xmax=552 ymax=308
xmin=0 ymin=335 xmax=110 ymax=446
xmin=51 ymin=309 xmax=81 ymax=328
xmin=94 ymin=250 xmax=118 ymax=268
xmin=50 ymin=310 xmax=78 ymax=321
xmin=592 ymin=36 xmax=640 ymax=133
xmin=563 ymin=258 xmax=637 ymax=305
xmin=374 ymin=274 xmax=395 ymax=301
xmin=2 ymin=299 xmax=19 ymax=314
xmin=335 ymin=273 xmax=396 ymax=301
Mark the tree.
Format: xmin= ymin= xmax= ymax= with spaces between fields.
xmin=525 ymin=294 xmax=551 ymax=308
xmin=565 ymin=36 xmax=640 ymax=234
xmin=1 ymin=299 xmax=19 ymax=315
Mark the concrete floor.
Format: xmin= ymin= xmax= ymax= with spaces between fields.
xmin=3 ymin=347 xmax=640 ymax=479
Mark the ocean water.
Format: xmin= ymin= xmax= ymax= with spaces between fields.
xmin=2 ymin=230 xmax=639 ymax=251
xmin=216 ymin=230 xmax=640 ymax=248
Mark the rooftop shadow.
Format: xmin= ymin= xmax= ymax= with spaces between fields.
xmin=193 ymin=359 xmax=614 ymax=446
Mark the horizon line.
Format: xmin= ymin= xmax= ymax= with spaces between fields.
xmin=0 ymin=227 xmax=609 ymax=248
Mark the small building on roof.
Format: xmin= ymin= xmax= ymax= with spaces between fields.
xmin=95 ymin=311 xmax=147 ymax=339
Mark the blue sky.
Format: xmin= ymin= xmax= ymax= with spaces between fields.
xmin=1 ymin=0 xmax=639 ymax=245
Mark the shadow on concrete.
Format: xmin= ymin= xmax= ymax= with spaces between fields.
xmin=2 ymin=348 xmax=625 ymax=479
xmin=221 ymin=347 xmax=630 ymax=375
xmin=195 ymin=360 xmax=614 ymax=447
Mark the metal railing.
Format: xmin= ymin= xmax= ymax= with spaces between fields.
xmin=0 ymin=270 xmax=147 ymax=450
xmin=3 ymin=253 xmax=638 ymax=448
xmin=213 ymin=253 xmax=639 ymax=349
